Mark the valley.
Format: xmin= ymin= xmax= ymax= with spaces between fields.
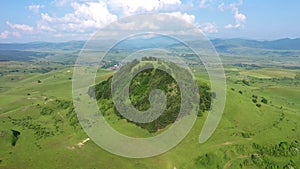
xmin=0 ymin=51 xmax=299 ymax=168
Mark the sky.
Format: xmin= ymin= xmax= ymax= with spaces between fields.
xmin=0 ymin=0 xmax=299 ymax=42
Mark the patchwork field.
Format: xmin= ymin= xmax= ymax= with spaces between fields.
xmin=239 ymin=68 xmax=297 ymax=79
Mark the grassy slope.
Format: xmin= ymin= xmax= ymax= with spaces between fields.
xmin=0 ymin=62 xmax=299 ymax=169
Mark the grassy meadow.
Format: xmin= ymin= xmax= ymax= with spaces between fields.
xmin=0 ymin=59 xmax=299 ymax=169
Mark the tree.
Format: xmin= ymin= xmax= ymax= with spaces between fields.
xmin=261 ymin=97 xmax=268 ymax=104
xmin=242 ymin=79 xmax=250 ymax=86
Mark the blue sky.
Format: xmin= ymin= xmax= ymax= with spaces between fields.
xmin=0 ymin=0 xmax=299 ymax=42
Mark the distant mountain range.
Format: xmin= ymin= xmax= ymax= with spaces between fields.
xmin=0 ymin=38 xmax=299 ymax=61
xmin=212 ymin=38 xmax=300 ymax=51
xmin=210 ymin=38 xmax=300 ymax=57
xmin=0 ymin=38 xmax=300 ymax=51
xmin=0 ymin=41 xmax=85 ymax=51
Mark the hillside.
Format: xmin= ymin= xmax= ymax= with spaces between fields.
xmin=0 ymin=60 xmax=299 ymax=168
xmin=89 ymin=58 xmax=212 ymax=133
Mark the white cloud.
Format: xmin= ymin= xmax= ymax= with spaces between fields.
xmin=160 ymin=0 xmax=181 ymax=5
xmin=39 ymin=1 xmax=117 ymax=32
xmin=164 ymin=12 xmax=195 ymax=24
xmin=37 ymin=23 xmax=56 ymax=32
xmin=199 ymin=0 xmax=212 ymax=8
xmin=0 ymin=31 xmax=10 ymax=39
xmin=28 ymin=4 xmax=44 ymax=13
xmin=200 ymin=22 xmax=218 ymax=33
xmin=41 ymin=13 xmax=53 ymax=22
xmin=107 ymin=0 xmax=182 ymax=16
xmin=107 ymin=0 xmax=160 ymax=16
xmin=218 ymin=3 xmax=225 ymax=11
xmin=71 ymin=1 xmax=117 ymax=27
xmin=0 ymin=30 xmax=21 ymax=39
xmin=111 ymin=20 xmax=161 ymax=31
xmin=1 ymin=21 xmax=32 ymax=39
xmin=6 ymin=21 xmax=34 ymax=32
xmin=39 ymin=0 xmax=186 ymax=34
xmin=52 ymin=0 xmax=74 ymax=7
xmin=222 ymin=0 xmax=246 ymax=29
xmin=92 ymin=13 xmax=201 ymax=40
xmin=159 ymin=0 xmax=182 ymax=10
xmin=103 ymin=12 xmax=194 ymax=34
xmin=224 ymin=8 xmax=246 ymax=29
xmin=4 ymin=0 xmax=241 ymax=41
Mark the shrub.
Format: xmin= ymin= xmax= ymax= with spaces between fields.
xmin=242 ymin=79 xmax=250 ymax=86
xmin=11 ymin=130 xmax=21 ymax=146
xmin=40 ymin=107 xmax=54 ymax=115
xmin=261 ymin=97 xmax=268 ymax=104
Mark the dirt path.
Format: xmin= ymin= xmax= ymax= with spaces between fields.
xmin=223 ymin=155 xmax=249 ymax=169
xmin=77 ymin=138 xmax=90 ymax=147
xmin=67 ymin=138 xmax=91 ymax=150
xmin=44 ymin=98 xmax=54 ymax=105
xmin=209 ymin=138 xmax=253 ymax=150
xmin=57 ymin=112 xmax=65 ymax=120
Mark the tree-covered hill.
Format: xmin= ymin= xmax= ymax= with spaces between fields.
xmin=89 ymin=59 xmax=212 ymax=133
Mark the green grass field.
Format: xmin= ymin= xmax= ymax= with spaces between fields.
xmin=0 ymin=61 xmax=299 ymax=169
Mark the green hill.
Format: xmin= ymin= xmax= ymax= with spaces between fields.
xmin=89 ymin=59 xmax=212 ymax=133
